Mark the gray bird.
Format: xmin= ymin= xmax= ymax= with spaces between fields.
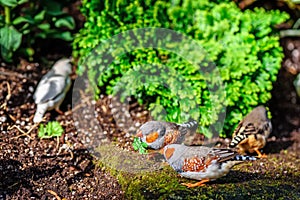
xmin=136 ymin=120 xmax=198 ymax=150
xmin=163 ymin=144 xmax=257 ymax=187
xmin=229 ymin=106 xmax=272 ymax=158
xmin=33 ymin=58 xmax=72 ymax=123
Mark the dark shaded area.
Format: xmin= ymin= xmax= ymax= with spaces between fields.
xmin=266 ymin=37 xmax=300 ymax=154
xmin=0 ymin=159 xmax=61 ymax=198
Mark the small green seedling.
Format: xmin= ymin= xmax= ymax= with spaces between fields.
xmin=132 ymin=137 xmax=148 ymax=154
xmin=38 ymin=121 xmax=64 ymax=139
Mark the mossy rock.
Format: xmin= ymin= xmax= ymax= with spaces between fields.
xmin=95 ymin=145 xmax=300 ymax=199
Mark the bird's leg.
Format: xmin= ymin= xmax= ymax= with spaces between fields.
xmin=181 ymin=178 xmax=210 ymax=188
xmin=254 ymin=149 xmax=267 ymax=158
xmin=55 ymin=107 xmax=64 ymax=115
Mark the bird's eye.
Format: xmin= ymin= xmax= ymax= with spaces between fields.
xmin=146 ymin=132 xmax=159 ymax=143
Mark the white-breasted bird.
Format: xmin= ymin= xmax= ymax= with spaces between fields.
xmin=33 ymin=58 xmax=72 ymax=123
xmin=163 ymin=144 xmax=257 ymax=187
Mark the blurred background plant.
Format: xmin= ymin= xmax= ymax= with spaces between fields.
xmin=0 ymin=0 xmax=75 ymax=62
xmin=73 ymin=0 xmax=289 ymax=138
xmin=233 ymin=0 xmax=300 ymax=36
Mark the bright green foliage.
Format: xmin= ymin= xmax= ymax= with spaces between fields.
xmin=38 ymin=121 xmax=64 ymax=139
xmin=73 ymin=0 xmax=289 ymax=137
xmin=132 ymin=137 xmax=148 ymax=154
xmin=0 ymin=0 xmax=75 ymax=62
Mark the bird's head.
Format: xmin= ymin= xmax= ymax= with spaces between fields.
xmin=52 ymin=58 xmax=72 ymax=76
xmin=251 ymin=105 xmax=269 ymax=119
xmin=136 ymin=121 xmax=166 ymax=149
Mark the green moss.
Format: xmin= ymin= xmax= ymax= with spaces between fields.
xmin=95 ymin=146 xmax=300 ymax=199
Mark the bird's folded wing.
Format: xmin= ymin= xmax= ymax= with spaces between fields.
xmin=208 ymin=148 xmax=237 ymax=163
xmin=34 ymin=75 xmax=68 ymax=104
xmin=233 ymin=120 xmax=257 ymax=136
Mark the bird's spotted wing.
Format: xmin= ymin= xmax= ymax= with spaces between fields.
xmin=164 ymin=129 xmax=181 ymax=146
xmin=181 ymin=148 xmax=237 ymax=172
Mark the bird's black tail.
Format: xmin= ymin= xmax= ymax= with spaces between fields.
xmin=234 ymin=154 xmax=257 ymax=161
xmin=179 ymin=120 xmax=198 ymax=130
xmin=229 ymin=134 xmax=248 ymax=148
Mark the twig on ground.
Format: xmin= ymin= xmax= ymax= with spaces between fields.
xmin=0 ymin=81 xmax=11 ymax=110
xmin=47 ymin=190 xmax=62 ymax=200
xmin=0 ymin=82 xmax=17 ymax=122
xmin=56 ymin=136 xmax=60 ymax=150
xmin=9 ymin=123 xmax=40 ymax=140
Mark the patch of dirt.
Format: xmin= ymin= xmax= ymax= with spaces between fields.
xmin=0 ymin=63 xmax=127 ymax=199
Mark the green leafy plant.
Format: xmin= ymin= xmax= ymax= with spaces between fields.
xmin=38 ymin=121 xmax=64 ymax=139
xmin=132 ymin=137 xmax=148 ymax=154
xmin=73 ymin=0 xmax=289 ymax=137
xmin=0 ymin=0 xmax=75 ymax=62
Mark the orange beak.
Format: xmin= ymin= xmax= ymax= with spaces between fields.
xmin=136 ymin=130 xmax=143 ymax=138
